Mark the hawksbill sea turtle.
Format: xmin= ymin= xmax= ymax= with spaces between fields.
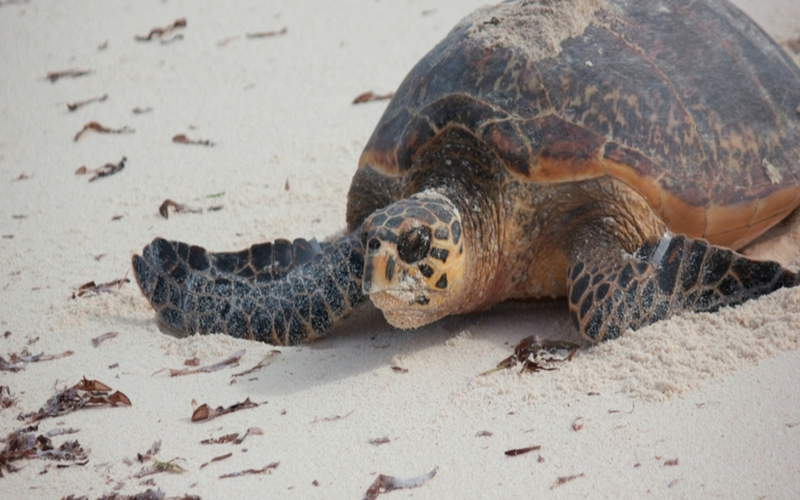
xmin=132 ymin=0 xmax=800 ymax=345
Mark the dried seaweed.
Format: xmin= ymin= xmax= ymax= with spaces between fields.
xmin=134 ymin=458 xmax=185 ymax=478
xmin=63 ymin=489 xmax=172 ymax=500
xmin=311 ymin=410 xmax=354 ymax=424
xmin=504 ymin=445 xmax=541 ymax=457
xmin=484 ymin=336 xmax=579 ymax=375
xmin=74 ymin=122 xmax=134 ymax=142
xmin=75 ymin=157 xmax=127 ymax=182
xmin=200 ymin=433 xmax=238 ymax=445
xmin=136 ymin=441 xmax=161 ymax=463
xmin=47 ymin=69 xmax=91 ymax=83
xmin=551 ymin=473 xmax=584 ymax=489
xmin=172 ymin=134 xmax=214 ymax=147
xmin=199 ymin=452 xmax=232 ymax=469
xmin=1 ymin=424 xmax=88 ymax=474
xmin=20 ymin=377 xmax=131 ymax=423
xmin=67 ymin=94 xmax=108 ymax=112
xmin=219 ymin=461 xmax=278 ymax=479
xmin=136 ymin=18 xmax=187 ymax=42
xmin=1 ymin=386 xmax=18 ymax=409
xmin=352 ymin=91 xmax=394 ymax=104
xmin=168 ymin=349 xmax=245 ymax=376
xmin=246 ymin=27 xmax=287 ymax=39
xmin=363 ymin=466 xmax=438 ymax=500
xmin=73 ymin=274 xmax=130 ymax=298
xmin=92 ymin=331 xmax=119 ymax=348
xmin=159 ymin=199 xmax=196 ymax=218
xmin=2 ymin=348 xmax=74 ymax=372
xmin=191 ymin=397 xmax=258 ymax=422
xmin=232 ymin=350 xmax=280 ymax=377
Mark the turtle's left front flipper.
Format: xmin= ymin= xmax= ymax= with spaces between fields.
xmin=567 ymin=230 xmax=798 ymax=343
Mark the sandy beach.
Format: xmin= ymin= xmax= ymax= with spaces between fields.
xmin=2 ymin=0 xmax=800 ymax=498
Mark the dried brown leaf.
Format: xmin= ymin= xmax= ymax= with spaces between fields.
xmin=137 ymin=440 xmax=161 ymax=463
xmin=21 ymin=378 xmax=131 ymax=423
xmin=219 ymin=461 xmax=279 ymax=479
xmin=1 ymin=385 xmax=18 ymax=409
xmin=169 ymin=349 xmax=245 ymax=376
xmin=46 ymin=69 xmax=91 ymax=83
xmin=136 ymin=18 xmax=187 ymax=42
xmin=353 ymin=91 xmax=394 ymax=104
xmin=91 ymin=331 xmax=118 ymax=348
xmin=200 ymin=452 xmax=232 ymax=469
xmin=67 ymin=93 xmax=108 ymax=112
xmin=246 ymin=27 xmax=288 ymax=38
xmin=551 ymin=473 xmax=585 ymax=489
xmin=504 ymin=445 xmax=541 ymax=457
xmin=232 ymin=350 xmax=280 ymax=377
xmin=172 ymin=134 xmax=214 ymax=147
xmin=200 ymin=433 xmax=239 ymax=445
xmin=73 ymin=123 xmax=133 ymax=142
xmin=191 ymin=397 xmax=258 ymax=422
xmin=73 ymin=275 xmax=130 ymax=298
xmin=363 ymin=466 xmax=438 ymax=500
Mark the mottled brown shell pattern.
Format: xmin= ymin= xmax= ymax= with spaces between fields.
xmin=358 ymin=0 xmax=800 ymax=250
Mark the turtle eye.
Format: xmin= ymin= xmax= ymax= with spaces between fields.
xmin=397 ymin=226 xmax=431 ymax=264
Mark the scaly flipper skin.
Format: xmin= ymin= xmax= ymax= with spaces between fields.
xmin=567 ymin=229 xmax=799 ymax=343
xmin=131 ymin=233 xmax=365 ymax=346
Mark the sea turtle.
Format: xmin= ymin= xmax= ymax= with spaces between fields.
xmin=132 ymin=0 xmax=800 ymax=346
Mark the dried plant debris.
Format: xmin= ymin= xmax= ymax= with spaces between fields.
xmin=73 ymin=275 xmax=130 ymax=298
xmin=219 ymin=461 xmax=278 ymax=479
xmin=551 ymin=473 xmax=585 ymax=489
xmin=572 ymin=417 xmax=585 ymax=431
xmin=353 ymin=91 xmax=394 ymax=104
xmin=1 ymin=349 xmax=74 ymax=372
xmin=92 ymin=331 xmax=119 ymax=348
xmin=390 ymin=365 xmax=408 ymax=374
xmin=1 ymin=423 xmax=88 ymax=474
xmin=504 ymin=445 xmax=541 ymax=457
xmin=158 ymin=199 xmax=222 ymax=218
xmin=1 ymin=386 xmax=18 ymax=409
xmin=136 ymin=18 xmax=187 ymax=42
xmin=172 ymin=134 xmax=214 ymax=147
xmin=136 ymin=441 xmax=161 ymax=463
xmin=168 ymin=349 xmax=245 ymax=376
xmin=369 ymin=437 xmax=390 ymax=446
xmin=200 ymin=433 xmax=239 ymax=445
xmin=363 ymin=466 xmax=438 ymax=500
xmin=134 ymin=458 xmax=185 ymax=478
xmin=67 ymin=94 xmax=108 ymax=112
xmin=62 ymin=489 xmax=181 ymax=500
xmin=664 ymin=458 xmax=679 ymax=466
xmin=246 ymin=27 xmax=287 ymax=39
xmin=74 ymin=122 xmax=134 ymax=142
xmin=200 ymin=452 xmax=232 ymax=469
xmin=47 ymin=69 xmax=91 ymax=83
xmin=75 ymin=157 xmax=127 ymax=182
xmin=485 ymin=335 xmax=579 ymax=375
xmin=13 ymin=172 xmax=29 ymax=181
xmin=233 ymin=427 xmax=263 ymax=444
xmin=475 ymin=430 xmax=493 ymax=437
xmin=191 ymin=397 xmax=258 ymax=422
xmin=20 ymin=377 xmax=131 ymax=423
xmin=232 ymin=350 xmax=280 ymax=377
xmin=311 ymin=410 xmax=354 ymax=424
xmin=132 ymin=106 xmax=153 ymax=115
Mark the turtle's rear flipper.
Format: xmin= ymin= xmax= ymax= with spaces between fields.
xmin=131 ymin=232 xmax=365 ymax=345
xmin=567 ymin=231 xmax=797 ymax=343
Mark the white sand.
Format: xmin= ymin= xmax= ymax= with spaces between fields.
xmin=2 ymin=1 xmax=800 ymax=498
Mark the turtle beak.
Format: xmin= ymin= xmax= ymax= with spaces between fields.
xmin=362 ymin=247 xmax=397 ymax=295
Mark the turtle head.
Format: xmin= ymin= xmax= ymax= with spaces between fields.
xmin=362 ymin=191 xmax=466 ymax=329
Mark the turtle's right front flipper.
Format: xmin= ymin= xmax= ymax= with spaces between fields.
xmin=131 ymin=231 xmax=365 ymax=346
xmin=567 ymin=229 xmax=798 ymax=343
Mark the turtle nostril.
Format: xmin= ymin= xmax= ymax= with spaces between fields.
xmin=398 ymin=226 xmax=431 ymax=263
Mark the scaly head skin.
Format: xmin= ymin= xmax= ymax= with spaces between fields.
xmin=362 ymin=190 xmax=467 ymax=328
